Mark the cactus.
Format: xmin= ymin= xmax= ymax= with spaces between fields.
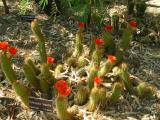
xmin=31 ymin=19 xmax=47 ymax=63
xmin=73 ymin=30 xmax=84 ymax=57
xmin=12 ymin=81 xmax=30 ymax=107
xmin=77 ymin=55 xmax=88 ymax=68
xmin=102 ymin=30 xmax=115 ymax=55
xmin=91 ymin=50 xmax=101 ymax=67
xmin=74 ymin=86 xmax=89 ymax=105
xmin=39 ymin=77 xmax=51 ymax=95
xmin=89 ymin=36 xmax=96 ymax=56
xmin=54 ymin=64 xmax=63 ymax=78
xmin=23 ymin=64 xmax=40 ymax=89
xmin=127 ymin=0 xmax=135 ymax=15
xmin=136 ymin=1 xmax=147 ymax=17
xmin=136 ymin=82 xmax=155 ymax=99
xmin=120 ymin=29 xmax=132 ymax=52
xmin=111 ymin=13 xmax=119 ymax=34
xmin=0 ymin=55 xmax=16 ymax=84
xmin=55 ymin=95 xmax=73 ymax=120
xmin=109 ymin=82 xmax=122 ymax=104
xmin=65 ymin=57 xmax=77 ymax=67
xmin=87 ymin=87 xmax=100 ymax=111
xmin=98 ymin=87 xmax=106 ymax=104
xmin=87 ymin=65 xmax=98 ymax=90
xmin=24 ymin=58 xmax=40 ymax=75
xmin=119 ymin=63 xmax=133 ymax=93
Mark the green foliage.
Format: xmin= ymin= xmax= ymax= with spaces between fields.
xmin=19 ymin=0 xmax=29 ymax=14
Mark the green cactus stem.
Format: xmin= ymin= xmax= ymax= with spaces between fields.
xmin=109 ymin=82 xmax=122 ymax=104
xmin=87 ymin=65 xmax=98 ymax=90
xmin=0 ymin=55 xmax=16 ymax=84
xmin=119 ymin=63 xmax=133 ymax=93
xmin=98 ymin=87 xmax=106 ymax=104
xmin=54 ymin=64 xmax=63 ymax=78
xmin=74 ymin=86 xmax=89 ymax=105
xmin=40 ymin=63 xmax=55 ymax=84
xmin=136 ymin=82 xmax=155 ymax=99
xmin=77 ymin=55 xmax=88 ymax=68
xmin=39 ymin=77 xmax=51 ymax=95
xmin=111 ymin=13 xmax=119 ymax=34
xmin=55 ymin=95 xmax=73 ymax=120
xmin=24 ymin=58 xmax=40 ymax=75
xmin=23 ymin=64 xmax=40 ymax=89
xmin=65 ymin=57 xmax=77 ymax=67
xmin=12 ymin=81 xmax=30 ymax=107
xmin=97 ymin=60 xmax=113 ymax=77
xmin=31 ymin=19 xmax=47 ymax=63
xmin=91 ymin=49 xmax=101 ymax=67
xmin=127 ymin=0 xmax=135 ymax=15
xmin=136 ymin=1 xmax=147 ymax=17
xmin=73 ymin=30 xmax=84 ymax=57
xmin=120 ymin=29 xmax=132 ymax=52
xmin=87 ymin=87 xmax=100 ymax=111
xmin=102 ymin=30 xmax=115 ymax=54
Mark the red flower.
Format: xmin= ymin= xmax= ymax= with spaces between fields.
xmin=95 ymin=39 xmax=104 ymax=45
xmin=58 ymin=87 xmax=71 ymax=96
xmin=0 ymin=41 xmax=9 ymax=50
xmin=78 ymin=22 xmax=86 ymax=28
xmin=104 ymin=25 xmax=112 ymax=30
xmin=94 ymin=76 xmax=103 ymax=85
xmin=107 ymin=55 xmax=117 ymax=63
xmin=54 ymin=80 xmax=71 ymax=96
xmin=54 ymin=80 xmax=68 ymax=90
xmin=129 ymin=20 xmax=137 ymax=27
xmin=8 ymin=47 xmax=17 ymax=55
xmin=47 ymin=56 xmax=55 ymax=63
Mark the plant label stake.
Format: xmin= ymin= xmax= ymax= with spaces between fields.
xmin=29 ymin=96 xmax=53 ymax=112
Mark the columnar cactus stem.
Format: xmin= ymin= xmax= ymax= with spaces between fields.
xmin=109 ymin=82 xmax=122 ymax=104
xmin=12 ymin=81 xmax=30 ymax=107
xmin=74 ymin=86 xmax=89 ymax=105
xmin=31 ymin=19 xmax=47 ymax=63
xmin=54 ymin=64 xmax=63 ymax=78
xmin=55 ymin=95 xmax=72 ymax=120
xmin=23 ymin=64 xmax=40 ymax=89
xmin=25 ymin=58 xmax=40 ymax=75
xmin=77 ymin=55 xmax=88 ymax=68
xmin=120 ymin=29 xmax=132 ymax=52
xmin=0 ymin=55 xmax=16 ymax=84
xmin=136 ymin=1 xmax=147 ymax=17
xmin=119 ymin=63 xmax=133 ymax=93
xmin=127 ymin=0 xmax=135 ymax=15
xmin=111 ymin=13 xmax=119 ymax=34
xmin=39 ymin=77 xmax=51 ymax=95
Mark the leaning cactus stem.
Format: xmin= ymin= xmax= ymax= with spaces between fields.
xmin=109 ymin=82 xmax=122 ymax=104
xmin=0 ymin=55 xmax=16 ymax=84
xmin=12 ymin=81 xmax=30 ymax=107
xmin=31 ymin=19 xmax=47 ymax=63
xmin=119 ymin=63 xmax=133 ymax=93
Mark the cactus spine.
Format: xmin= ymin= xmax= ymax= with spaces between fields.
xmin=119 ymin=63 xmax=133 ymax=93
xmin=74 ymin=86 xmax=89 ymax=105
xmin=55 ymin=95 xmax=72 ymax=120
xmin=109 ymin=82 xmax=122 ymax=104
xmin=31 ymin=19 xmax=47 ymax=63
xmin=12 ymin=81 xmax=30 ymax=107
xmin=0 ymin=55 xmax=16 ymax=84
xmin=111 ymin=13 xmax=119 ymax=34
xmin=23 ymin=64 xmax=40 ymax=89
xmin=136 ymin=1 xmax=147 ymax=17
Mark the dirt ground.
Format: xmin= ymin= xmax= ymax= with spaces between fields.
xmin=0 ymin=0 xmax=160 ymax=120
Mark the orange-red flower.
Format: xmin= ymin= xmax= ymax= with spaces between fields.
xmin=129 ymin=20 xmax=137 ymax=27
xmin=47 ymin=56 xmax=55 ymax=63
xmin=107 ymin=55 xmax=117 ymax=63
xmin=104 ymin=25 xmax=112 ymax=30
xmin=0 ymin=41 xmax=9 ymax=50
xmin=54 ymin=80 xmax=71 ymax=96
xmin=78 ymin=22 xmax=86 ymax=28
xmin=8 ymin=47 xmax=17 ymax=55
xmin=95 ymin=39 xmax=104 ymax=45
xmin=94 ymin=76 xmax=103 ymax=85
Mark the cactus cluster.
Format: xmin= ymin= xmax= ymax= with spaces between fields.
xmin=0 ymin=17 xmax=156 ymax=120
